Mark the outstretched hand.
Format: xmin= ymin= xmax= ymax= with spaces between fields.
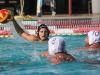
xmin=1 ymin=10 xmax=14 ymax=24
xmin=6 ymin=9 xmax=15 ymax=22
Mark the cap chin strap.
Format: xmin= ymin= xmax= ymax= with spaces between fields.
xmin=39 ymin=38 xmax=48 ymax=41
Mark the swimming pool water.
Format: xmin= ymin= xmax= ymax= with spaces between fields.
xmin=0 ymin=35 xmax=100 ymax=75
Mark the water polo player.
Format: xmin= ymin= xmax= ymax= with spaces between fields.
xmin=78 ymin=30 xmax=100 ymax=50
xmin=42 ymin=36 xmax=76 ymax=64
xmin=36 ymin=24 xmax=50 ymax=41
xmin=10 ymin=15 xmax=50 ymax=41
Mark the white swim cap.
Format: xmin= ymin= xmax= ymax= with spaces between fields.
xmin=48 ymin=36 xmax=66 ymax=55
xmin=88 ymin=30 xmax=100 ymax=45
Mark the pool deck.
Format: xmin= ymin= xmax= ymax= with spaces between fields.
xmin=14 ymin=14 xmax=100 ymax=20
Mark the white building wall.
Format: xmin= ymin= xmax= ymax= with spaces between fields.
xmin=92 ymin=0 xmax=100 ymax=14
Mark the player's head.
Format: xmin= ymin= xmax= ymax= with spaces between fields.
xmin=37 ymin=24 xmax=50 ymax=41
xmin=48 ymin=36 xmax=67 ymax=55
xmin=85 ymin=30 xmax=100 ymax=45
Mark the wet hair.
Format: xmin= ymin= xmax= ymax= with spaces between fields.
xmin=36 ymin=24 xmax=50 ymax=39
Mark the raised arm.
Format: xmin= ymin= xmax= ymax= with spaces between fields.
xmin=11 ymin=16 xmax=38 ymax=41
xmin=11 ymin=16 xmax=24 ymax=36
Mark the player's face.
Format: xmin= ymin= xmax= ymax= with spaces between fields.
xmin=39 ymin=28 xmax=48 ymax=41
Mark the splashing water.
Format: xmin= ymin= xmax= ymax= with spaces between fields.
xmin=30 ymin=50 xmax=41 ymax=62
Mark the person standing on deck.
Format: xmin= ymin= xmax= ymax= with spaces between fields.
xmin=50 ymin=0 xmax=56 ymax=16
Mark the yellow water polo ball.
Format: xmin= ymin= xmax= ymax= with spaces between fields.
xmin=0 ymin=9 xmax=11 ymax=23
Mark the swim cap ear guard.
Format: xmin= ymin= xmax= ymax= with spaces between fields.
xmin=36 ymin=24 xmax=50 ymax=39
